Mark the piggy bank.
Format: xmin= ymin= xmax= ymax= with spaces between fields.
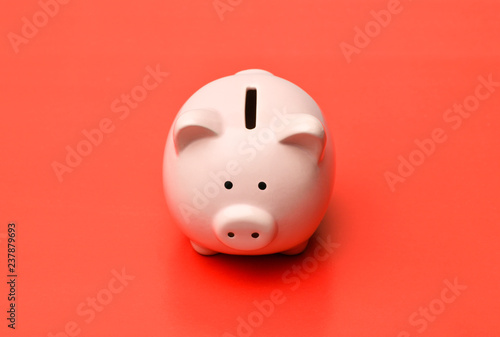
xmin=163 ymin=69 xmax=334 ymax=255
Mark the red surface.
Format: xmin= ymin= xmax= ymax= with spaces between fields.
xmin=1 ymin=0 xmax=499 ymax=336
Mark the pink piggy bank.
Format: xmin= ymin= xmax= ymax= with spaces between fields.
xmin=163 ymin=69 xmax=334 ymax=255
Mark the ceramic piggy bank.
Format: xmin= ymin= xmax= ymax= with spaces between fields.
xmin=163 ymin=69 xmax=334 ymax=255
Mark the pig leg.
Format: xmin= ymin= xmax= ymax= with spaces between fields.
xmin=190 ymin=241 xmax=218 ymax=255
xmin=281 ymin=240 xmax=309 ymax=255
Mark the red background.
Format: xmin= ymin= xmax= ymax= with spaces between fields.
xmin=1 ymin=0 xmax=499 ymax=336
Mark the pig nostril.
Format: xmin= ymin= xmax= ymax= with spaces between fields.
xmin=258 ymin=182 xmax=267 ymax=190
xmin=224 ymin=181 xmax=233 ymax=189
xmin=227 ymin=232 xmax=235 ymax=238
xmin=251 ymin=232 xmax=259 ymax=238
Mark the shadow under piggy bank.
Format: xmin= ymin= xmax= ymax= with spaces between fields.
xmin=178 ymin=208 xmax=340 ymax=336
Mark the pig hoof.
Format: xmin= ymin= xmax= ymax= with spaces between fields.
xmin=281 ymin=240 xmax=309 ymax=255
xmin=190 ymin=241 xmax=218 ymax=255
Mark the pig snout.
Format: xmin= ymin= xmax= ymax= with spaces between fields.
xmin=213 ymin=204 xmax=277 ymax=251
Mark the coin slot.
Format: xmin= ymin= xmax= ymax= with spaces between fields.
xmin=245 ymin=88 xmax=257 ymax=130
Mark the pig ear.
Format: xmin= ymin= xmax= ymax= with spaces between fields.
xmin=278 ymin=114 xmax=326 ymax=163
xmin=173 ymin=109 xmax=222 ymax=153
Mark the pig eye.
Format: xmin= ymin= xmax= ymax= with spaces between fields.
xmin=258 ymin=182 xmax=267 ymax=190
xmin=224 ymin=181 xmax=233 ymax=189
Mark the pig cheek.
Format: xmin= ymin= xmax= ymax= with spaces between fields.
xmin=173 ymin=159 xmax=238 ymax=223
xmin=176 ymin=169 xmax=221 ymax=219
xmin=271 ymin=164 xmax=326 ymax=224
xmin=167 ymin=184 xmax=217 ymax=242
xmin=277 ymin=158 xmax=320 ymax=202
